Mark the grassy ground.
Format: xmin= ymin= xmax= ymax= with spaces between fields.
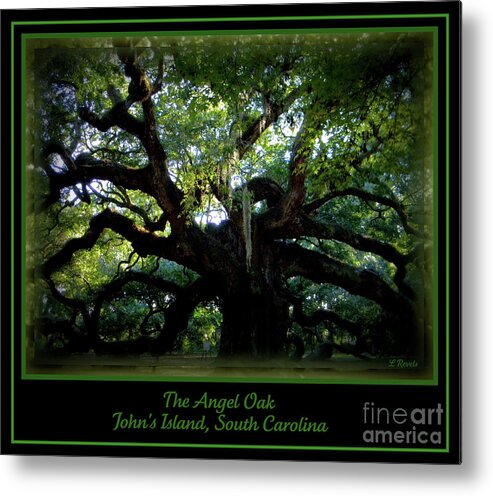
xmin=28 ymin=351 xmax=430 ymax=381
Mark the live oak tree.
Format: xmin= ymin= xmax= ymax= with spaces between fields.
xmin=27 ymin=32 xmax=433 ymax=360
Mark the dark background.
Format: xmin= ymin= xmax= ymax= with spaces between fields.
xmin=10 ymin=380 xmax=451 ymax=460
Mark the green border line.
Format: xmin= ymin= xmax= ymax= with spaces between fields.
xmin=433 ymin=28 xmax=440 ymax=385
xmin=20 ymin=37 xmax=27 ymax=382
xmin=21 ymin=26 xmax=436 ymax=39
xmin=22 ymin=373 xmax=438 ymax=385
xmin=12 ymin=13 xmax=449 ymax=26
xmin=11 ymin=439 xmax=448 ymax=453
xmin=10 ymin=13 xmax=451 ymax=454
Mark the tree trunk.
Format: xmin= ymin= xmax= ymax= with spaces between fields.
xmin=218 ymin=280 xmax=290 ymax=359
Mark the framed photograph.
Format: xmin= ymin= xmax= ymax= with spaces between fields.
xmin=1 ymin=1 xmax=461 ymax=463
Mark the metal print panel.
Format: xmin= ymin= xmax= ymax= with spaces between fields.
xmin=0 ymin=1 xmax=461 ymax=463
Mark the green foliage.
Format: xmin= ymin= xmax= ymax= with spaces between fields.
xmin=180 ymin=303 xmax=222 ymax=354
xmin=28 ymin=31 xmax=433 ymax=357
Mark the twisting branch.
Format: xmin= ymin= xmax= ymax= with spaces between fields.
xmin=87 ymin=183 xmax=168 ymax=232
xmin=303 ymin=187 xmax=419 ymax=236
xmin=152 ymin=55 xmax=165 ymax=95
xmin=287 ymin=294 xmax=371 ymax=359
xmin=76 ymin=50 xmax=186 ymax=230
xmin=212 ymin=86 xmax=303 ymax=210
xmin=43 ymin=142 xmax=77 ymax=173
xmin=289 ymin=295 xmax=365 ymax=338
xmin=39 ymin=159 xmax=151 ymax=211
xmin=79 ymin=104 xmax=145 ymax=140
xmin=159 ymin=277 xmax=219 ymax=351
xmin=44 ymin=278 xmax=90 ymax=324
xmin=42 ymin=209 xmax=174 ymax=279
xmin=276 ymin=242 xmax=415 ymax=318
xmin=42 ymin=207 xmax=238 ymax=285
xmin=294 ymin=214 xmax=416 ymax=291
xmin=235 ymin=87 xmax=302 ymax=160
xmin=116 ymin=250 xmax=139 ymax=276
xmin=92 ymin=270 xmax=184 ymax=323
xmin=257 ymin=98 xmax=334 ymax=234
xmin=246 ymin=177 xmax=285 ymax=206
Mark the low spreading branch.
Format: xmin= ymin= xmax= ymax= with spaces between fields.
xmin=276 ymin=242 xmax=415 ymax=318
xmin=303 ymin=187 xmax=419 ymax=236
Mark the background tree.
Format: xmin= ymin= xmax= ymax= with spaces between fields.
xmin=27 ymin=32 xmax=433 ymax=361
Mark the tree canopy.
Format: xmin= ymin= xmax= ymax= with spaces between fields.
xmin=27 ymin=31 xmax=433 ymax=362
